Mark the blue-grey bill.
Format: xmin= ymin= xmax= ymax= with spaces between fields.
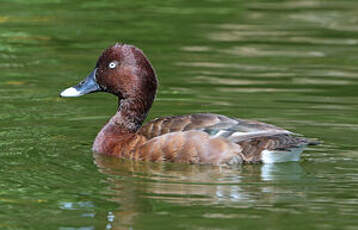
xmin=60 ymin=68 xmax=102 ymax=97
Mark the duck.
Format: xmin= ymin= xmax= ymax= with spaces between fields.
xmin=60 ymin=43 xmax=317 ymax=166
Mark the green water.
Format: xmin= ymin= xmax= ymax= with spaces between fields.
xmin=1 ymin=0 xmax=358 ymax=229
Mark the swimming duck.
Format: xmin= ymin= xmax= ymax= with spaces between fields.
xmin=60 ymin=43 xmax=316 ymax=165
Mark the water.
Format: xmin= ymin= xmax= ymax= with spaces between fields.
xmin=1 ymin=0 xmax=358 ymax=229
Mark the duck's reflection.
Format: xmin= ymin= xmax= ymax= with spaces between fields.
xmin=261 ymin=162 xmax=304 ymax=181
xmin=93 ymin=153 xmax=305 ymax=229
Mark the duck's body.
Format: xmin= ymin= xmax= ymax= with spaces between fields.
xmin=60 ymin=43 xmax=316 ymax=165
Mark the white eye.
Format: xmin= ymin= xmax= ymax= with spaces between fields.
xmin=108 ymin=62 xmax=117 ymax=69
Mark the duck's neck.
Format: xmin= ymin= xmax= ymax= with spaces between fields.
xmin=113 ymin=97 xmax=150 ymax=132
xmin=92 ymin=96 xmax=153 ymax=154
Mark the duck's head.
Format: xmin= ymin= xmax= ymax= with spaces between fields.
xmin=60 ymin=43 xmax=158 ymax=105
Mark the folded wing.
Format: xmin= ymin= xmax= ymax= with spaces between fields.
xmin=137 ymin=113 xmax=312 ymax=164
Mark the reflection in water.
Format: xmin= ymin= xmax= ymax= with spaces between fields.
xmin=261 ymin=163 xmax=303 ymax=181
xmin=94 ymin=154 xmax=305 ymax=228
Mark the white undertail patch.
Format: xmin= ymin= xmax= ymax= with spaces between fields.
xmin=261 ymin=146 xmax=305 ymax=164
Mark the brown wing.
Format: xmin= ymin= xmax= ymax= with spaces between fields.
xmin=139 ymin=113 xmax=289 ymax=140
xmin=237 ymin=134 xmax=309 ymax=163
xmin=128 ymin=131 xmax=309 ymax=165
xmin=135 ymin=113 xmax=312 ymax=164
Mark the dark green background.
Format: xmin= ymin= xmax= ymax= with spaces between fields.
xmin=1 ymin=0 xmax=358 ymax=229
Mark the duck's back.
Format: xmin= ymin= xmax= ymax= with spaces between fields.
xmin=135 ymin=113 xmax=312 ymax=165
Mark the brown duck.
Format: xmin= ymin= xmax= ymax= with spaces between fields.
xmin=60 ymin=43 xmax=317 ymax=166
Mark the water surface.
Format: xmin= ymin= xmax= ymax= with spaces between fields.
xmin=1 ymin=0 xmax=358 ymax=229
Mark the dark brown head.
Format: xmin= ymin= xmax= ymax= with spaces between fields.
xmin=95 ymin=43 xmax=157 ymax=101
xmin=60 ymin=43 xmax=158 ymax=131
xmin=60 ymin=43 xmax=158 ymax=112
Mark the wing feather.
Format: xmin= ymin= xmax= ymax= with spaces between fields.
xmin=137 ymin=113 xmax=312 ymax=164
xmin=139 ymin=113 xmax=291 ymax=141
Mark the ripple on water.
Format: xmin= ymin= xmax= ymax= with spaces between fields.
xmin=1 ymin=0 xmax=358 ymax=229
xmin=220 ymin=46 xmax=326 ymax=58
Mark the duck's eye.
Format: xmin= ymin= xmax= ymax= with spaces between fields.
xmin=108 ymin=62 xmax=117 ymax=69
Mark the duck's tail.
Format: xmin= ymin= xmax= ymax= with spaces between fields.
xmin=307 ymin=139 xmax=321 ymax=146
